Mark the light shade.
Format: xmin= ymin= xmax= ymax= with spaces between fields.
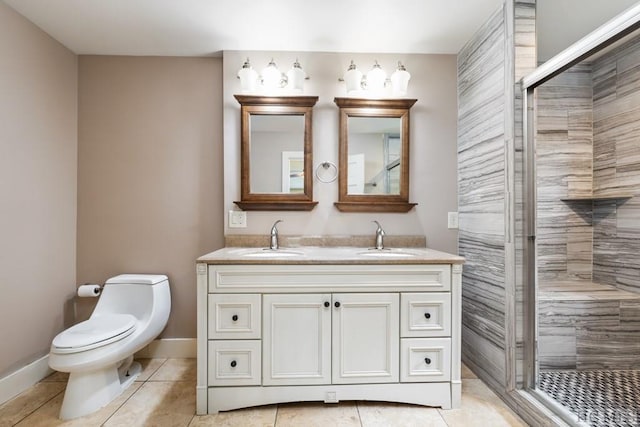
xmin=261 ymin=58 xmax=283 ymax=90
xmin=287 ymin=59 xmax=306 ymax=92
xmin=366 ymin=60 xmax=387 ymax=96
xmin=237 ymin=58 xmax=259 ymax=92
xmin=391 ymin=61 xmax=411 ymax=96
xmin=343 ymin=60 xmax=363 ymax=95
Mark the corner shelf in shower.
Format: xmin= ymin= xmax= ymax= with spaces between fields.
xmin=561 ymin=193 xmax=633 ymax=202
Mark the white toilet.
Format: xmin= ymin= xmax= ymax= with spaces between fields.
xmin=49 ymin=274 xmax=171 ymax=420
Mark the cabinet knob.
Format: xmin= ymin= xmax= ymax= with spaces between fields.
xmin=424 ymin=312 xmax=431 ymax=319
xmin=324 ymin=301 xmax=330 ymax=308
xmin=424 ymin=357 xmax=431 ymax=365
xmin=230 ymin=360 xmax=237 ymax=368
xmin=232 ymin=314 xmax=238 ymax=321
xmin=334 ymin=301 xmax=341 ymax=308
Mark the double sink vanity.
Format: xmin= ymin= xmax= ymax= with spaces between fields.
xmin=195 ymin=241 xmax=464 ymax=414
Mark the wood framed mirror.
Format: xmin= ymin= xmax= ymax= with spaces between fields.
xmin=234 ymin=95 xmax=318 ymax=211
xmin=334 ymin=97 xmax=417 ymax=212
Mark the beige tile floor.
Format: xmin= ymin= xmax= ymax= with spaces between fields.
xmin=0 ymin=359 xmax=527 ymax=426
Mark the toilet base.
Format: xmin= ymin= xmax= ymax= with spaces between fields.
xmin=59 ymin=360 xmax=141 ymax=420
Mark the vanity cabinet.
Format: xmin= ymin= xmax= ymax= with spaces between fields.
xmin=196 ymin=255 xmax=463 ymax=415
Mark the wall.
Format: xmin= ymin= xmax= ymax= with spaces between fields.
xmin=592 ymin=36 xmax=640 ymax=293
xmin=457 ymin=5 xmax=508 ymax=386
xmin=0 ymin=2 xmax=77 ymax=377
xmin=222 ymin=51 xmax=460 ymax=254
xmin=77 ymin=56 xmax=224 ymax=338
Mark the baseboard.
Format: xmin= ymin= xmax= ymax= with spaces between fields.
xmin=134 ymin=338 xmax=196 ymax=359
xmin=0 ymin=354 xmax=53 ymax=406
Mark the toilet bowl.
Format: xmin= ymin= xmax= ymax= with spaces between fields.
xmin=49 ymin=274 xmax=171 ymax=420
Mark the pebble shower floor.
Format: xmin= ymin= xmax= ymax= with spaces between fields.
xmin=539 ymin=370 xmax=640 ymax=426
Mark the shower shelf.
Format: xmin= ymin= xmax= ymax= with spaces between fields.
xmin=561 ymin=193 xmax=633 ymax=202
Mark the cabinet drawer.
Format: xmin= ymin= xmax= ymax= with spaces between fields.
xmin=400 ymin=338 xmax=451 ymax=382
xmin=208 ymin=340 xmax=261 ymax=386
xmin=401 ymin=293 xmax=451 ymax=337
xmin=208 ymin=294 xmax=261 ymax=339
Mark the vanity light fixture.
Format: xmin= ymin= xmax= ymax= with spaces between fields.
xmin=239 ymin=58 xmax=309 ymax=93
xmin=340 ymin=60 xmax=411 ymax=97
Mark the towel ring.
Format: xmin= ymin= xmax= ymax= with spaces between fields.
xmin=315 ymin=161 xmax=338 ymax=183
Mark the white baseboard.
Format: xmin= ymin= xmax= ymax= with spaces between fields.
xmin=134 ymin=338 xmax=196 ymax=359
xmin=0 ymin=354 xmax=53 ymax=406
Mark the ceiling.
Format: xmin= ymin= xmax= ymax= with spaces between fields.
xmin=3 ymin=0 xmax=639 ymax=58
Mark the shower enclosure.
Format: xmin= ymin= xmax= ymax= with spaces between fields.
xmin=523 ymin=8 xmax=640 ymax=427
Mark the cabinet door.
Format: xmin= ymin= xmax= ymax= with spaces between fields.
xmin=332 ymin=293 xmax=399 ymax=384
xmin=263 ymin=294 xmax=331 ymax=385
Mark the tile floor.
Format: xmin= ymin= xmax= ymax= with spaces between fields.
xmin=0 ymin=359 xmax=527 ymax=426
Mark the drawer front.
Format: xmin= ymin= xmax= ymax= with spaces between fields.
xmin=400 ymin=338 xmax=451 ymax=382
xmin=209 ymin=264 xmax=451 ymax=293
xmin=401 ymin=293 xmax=451 ymax=337
xmin=208 ymin=340 xmax=261 ymax=386
xmin=208 ymin=294 xmax=261 ymax=339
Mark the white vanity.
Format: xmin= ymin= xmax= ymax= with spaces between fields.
xmin=196 ymin=246 xmax=464 ymax=414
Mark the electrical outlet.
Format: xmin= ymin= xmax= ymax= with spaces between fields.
xmin=228 ymin=210 xmax=247 ymax=228
xmin=447 ymin=212 xmax=459 ymax=229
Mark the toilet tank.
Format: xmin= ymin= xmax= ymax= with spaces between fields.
xmin=93 ymin=274 xmax=171 ymax=323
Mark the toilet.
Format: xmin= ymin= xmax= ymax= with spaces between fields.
xmin=49 ymin=274 xmax=171 ymax=420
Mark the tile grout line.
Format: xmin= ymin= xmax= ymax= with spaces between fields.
xmin=355 ymin=401 xmax=364 ymax=427
xmin=11 ymin=387 xmax=65 ymax=427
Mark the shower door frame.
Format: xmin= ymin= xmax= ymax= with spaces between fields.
xmin=520 ymin=3 xmax=640 ymax=423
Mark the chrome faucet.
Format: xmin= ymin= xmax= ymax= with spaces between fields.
xmin=269 ymin=220 xmax=283 ymax=250
xmin=373 ymin=220 xmax=385 ymax=250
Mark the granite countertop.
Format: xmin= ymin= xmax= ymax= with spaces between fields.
xmin=197 ymin=246 xmax=464 ymax=265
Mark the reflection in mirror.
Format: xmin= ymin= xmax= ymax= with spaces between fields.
xmin=234 ymin=95 xmax=318 ymax=211
xmin=334 ymin=97 xmax=417 ymax=212
xmin=347 ymin=117 xmax=402 ymax=195
xmin=249 ymin=114 xmax=305 ymax=194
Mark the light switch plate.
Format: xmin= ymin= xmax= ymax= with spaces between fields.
xmin=229 ymin=210 xmax=247 ymax=228
xmin=447 ymin=212 xmax=459 ymax=229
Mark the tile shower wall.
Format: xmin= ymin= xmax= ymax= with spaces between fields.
xmin=592 ymin=37 xmax=640 ymax=294
xmin=458 ymin=5 xmax=507 ymax=387
xmin=535 ymin=64 xmax=594 ymax=282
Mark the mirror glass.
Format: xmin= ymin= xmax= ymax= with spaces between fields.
xmin=249 ymin=114 xmax=305 ymax=194
xmin=347 ymin=117 xmax=402 ymax=195
xmin=234 ymin=95 xmax=318 ymax=211
xmin=334 ymin=97 xmax=417 ymax=213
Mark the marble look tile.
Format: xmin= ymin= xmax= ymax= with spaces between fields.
xmin=14 ymin=382 xmax=141 ymax=427
xmin=0 ymin=382 xmax=64 ymax=427
xmin=437 ymin=379 xmax=526 ymax=427
xmin=148 ymin=358 xmax=195 ymax=382
xmin=189 ymin=405 xmax=276 ymax=427
xmin=357 ymin=402 xmax=447 ymax=427
xmin=275 ymin=402 xmax=360 ymax=427
xmin=104 ymin=381 xmax=195 ymax=427
xmin=136 ymin=358 xmax=167 ymax=381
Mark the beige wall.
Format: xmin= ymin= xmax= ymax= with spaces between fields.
xmin=0 ymin=2 xmax=78 ymax=377
xmin=77 ymin=56 xmax=224 ymax=338
xmin=223 ymin=51 xmax=459 ymax=254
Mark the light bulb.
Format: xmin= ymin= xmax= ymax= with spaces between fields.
xmin=261 ymin=58 xmax=282 ymax=90
xmin=287 ymin=59 xmax=306 ymax=93
xmin=343 ymin=60 xmax=363 ymax=95
xmin=366 ymin=60 xmax=387 ymax=96
xmin=237 ymin=58 xmax=258 ymax=92
xmin=391 ymin=61 xmax=411 ymax=96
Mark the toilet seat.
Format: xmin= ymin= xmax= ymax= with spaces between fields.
xmin=52 ymin=314 xmax=137 ymax=354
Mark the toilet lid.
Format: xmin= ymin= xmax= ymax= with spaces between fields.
xmin=52 ymin=314 xmax=137 ymax=351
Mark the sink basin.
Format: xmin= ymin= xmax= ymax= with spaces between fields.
xmin=242 ymin=249 xmax=304 ymax=258
xmin=357 ymin=249 xmax=417 ymax=258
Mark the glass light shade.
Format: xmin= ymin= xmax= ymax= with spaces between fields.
xmin=237 ymin=58 xmax=259 ymax=92
xmin=391 ymin=62 xmax=411 ymax=96
xmin=287 ymin=59 xmax=306 ymax=92
xmin=366 ymin=61 xmax=387 ymax=95
xmin=343 ymin=60 xmax=363 ymax=95
xmin=261 ymin=59 xmax=282 ymax=90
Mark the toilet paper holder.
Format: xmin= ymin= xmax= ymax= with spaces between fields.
xmin=77 ymin=283 xmax=103 ymax=297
